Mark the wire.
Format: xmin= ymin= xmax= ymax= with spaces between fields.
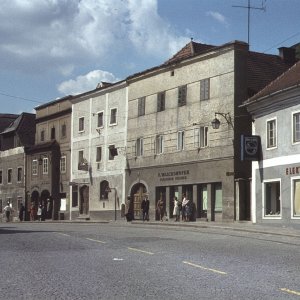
xmin=263 ymin=32 xmax=300 ymax=53
xmin=0 ymin=91 xmax=44 ymax=104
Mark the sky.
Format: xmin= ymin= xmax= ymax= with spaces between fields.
xmin=1 ymin=0 xmax=300 ymax=115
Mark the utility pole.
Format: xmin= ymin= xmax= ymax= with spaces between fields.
xmin=233 ymin=0 xmax=266 ymax=47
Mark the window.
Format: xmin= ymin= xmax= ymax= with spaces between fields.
xmin=267 ymin=119 xmax=276 ymax=148
xmin=72 ymin=185 xmax=78 ymax=207
xmin=293 ymin=178 xmax=300 ymax=217
xmin=200 ymin=78 xmax=210 ymax=100
xmin=60 ymin=156 xmax=66 ymax=173
xmin=42 ymin=158 xmax=48 ymax=174
xmin=138 ymin=97 xmax=145 ymax=116
xmin=214 ymin=183 xmax=222 ymax=212
xmin=110 ymin=108 xmax=117 ymax=125
xmin=96 ymin=147 xmax=102 ymax=162
xmin=61 ymin=124 xmax=66 ymax=138
xmin=79 ymin=117 xmax=84 ymax=132
xmin=157 ymin=92 xmax=165 ymax=112
xmin=32 ymin=160 xmax=38 ymax=175
xmin=108 ymin=145 xmax=117 ymax=160
xmin=40 ymin=130 xmax=45 ymax=142
xmin=196 ymin=126 xmax=209 ymax=148
xmin=97 ymin=111 xmax=104 ymax=128
xmin=264 ymin=180 xmax=281 ymax=216
xmin=178 ymin=85 xmax=187 ymax=107
xmin=78 ymin=150 xmax=84 ymax=164
xmin=136 ymin=138 xmax=144 ymax=157
xmin=177 ymin=131 xmax=184 ymax=151
xmin=100 ymin=180 xmax=109 ymax=200
xmin=51 ymin=127 xmax=55 ymax=139
xmin=7 ymin=169 xmax=12 ymax=184
xmin=0 ymin=170 xmax=2 ymax=184
xmin=293 ymin=112 xmax=300 ymax=143
xmin=17 ymin=167 xmax=22 ymax=182
xmin=155 ymin=135 xmax=164 ymax=154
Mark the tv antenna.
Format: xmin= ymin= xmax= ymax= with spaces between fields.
xmin=233 ymin=0 xmax=266 ymax=47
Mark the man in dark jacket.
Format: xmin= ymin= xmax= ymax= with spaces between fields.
xmin=141 ymin=196 xmax=150 ymax=221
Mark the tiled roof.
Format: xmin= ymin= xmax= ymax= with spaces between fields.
xmin=246 ymin=59 xmax=300 ymax=103
xmin=164 ymin=41 xmax=216 ymax=65
xmin=247 ymin=51 xmax=294 ymax=97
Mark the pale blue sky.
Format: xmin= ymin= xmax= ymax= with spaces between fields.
xmin=0 ymin=0 xmax=299 ymax=114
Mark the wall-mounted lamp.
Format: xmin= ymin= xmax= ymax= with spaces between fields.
xmin=211 ymin=112 xmax=234 ymax=129
xmin=38 ymin=155 xmax=48 ymax=165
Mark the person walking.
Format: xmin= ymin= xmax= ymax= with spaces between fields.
xmin=173 ymin=197 xmax=180 ymax=222
xmin=156 ymin=198 xmax=164 ymax=221
xmin=141 ymin=196 xmax=150 ymax=221
xmin=19 ymin=203 xmax=25 ymax=221
xmin=182 ymin=195 xmax=190 ymax=222
xmin=37 ymin=205 xmax=42 ymax=221
xmin=30 ymin=202 xmax=36 ymax=221
xmin=3 ymin=202 xmax=12 ymax=222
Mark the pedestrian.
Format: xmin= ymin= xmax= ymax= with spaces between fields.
xmin=141 ymin=196 xmax=150 ymax=221
xmin=182 ymin=195 xmax=190 ymax=222
xmin=181 ymin=194 xmax=187 ymax=221
xmin=156 ymin=198 xmax=164 ymax=221
xmin=3 ymin=202 xmax=12 ymax=222
xmin=37 ymin=205 xmax=42 ymax=221
xmin=30 ymin=202 xmax=36 ymax=221
xmin=173 ymin=197 xmax=180 ymax=222
xmin=19 ymin=203 xmax=25 ymax=221
xmin=125 ymin=196 xmax=133 ymax=222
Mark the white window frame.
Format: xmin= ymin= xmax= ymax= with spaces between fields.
xmin=32 ymin=160 xmax=38 ymax=176
xmin=262 ymin=178 xmax=281 ymax=219
xmin=200 ymin=126 xmax=208 ymax=148
xmin=17 ymin=167 xmax=22 ymax=183
xmin=60 ymin=156 xmax=66 ymax=174
xmin=292 ymin=111 xmax=300 ymax=144
xmin=136 ymin=138 xmax=144 ymax=157
xmin=266 ymin=118 xmax=277 ymax=149
xmin=155 ymin=135 xmax=164 ymax=155
xmin=97 ymin=111 xmax=104 ymax=128
xmin=42 ymin=158 xmax=48 ymax=175
xmin=78 ymin=117 xmax=85 ymax=132
xmin=110 ymin=108 xmax=117 ymax=125
xmin=291 ymin=176 xmax=300 ymax=219
xmin=177 ymin=131 xmax=184 ymax=151
xmin=7 ymin=168 xmax=12 ymax=184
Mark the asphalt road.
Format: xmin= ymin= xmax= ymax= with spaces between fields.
xmin=0 ymin=222 xmax=300 ymax=300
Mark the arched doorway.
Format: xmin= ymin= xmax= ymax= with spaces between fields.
xmin=130 ymin=183 xmax=147 ymax=220
xmin=80 ymin=185 xmax=89 ymax=215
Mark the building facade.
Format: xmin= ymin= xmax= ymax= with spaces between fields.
xmin=125 ymin=40 xmax=294 ymax=222
xmin=0 ymin=113 xmax=35 ymax=219
xmin=245 ymin=59 xmax=300 ymax=225
xmin=70 ymin=81 xmax=128 ymax=220
xmin=25 ymin=97 xmax=72 ymax=220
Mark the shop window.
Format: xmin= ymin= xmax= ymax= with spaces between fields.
xmin=267 ymin=118 xmax=276 ymax=149
xmin=293 ymin=112 xmax=300 ymax=143
xmin=100 ymin=180 xmax=109 ymax=200
xmin=215 ymin=183 xmax=222 ymax=212
xmin=293 ymin=179 xmax=300 ymax=217
xmin=264 ymin=180 xmax=281 ymax=216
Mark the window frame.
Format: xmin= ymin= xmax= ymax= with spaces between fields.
xmin=200 ymin=78 xmax=210 ymax=101
xmin=17 ymin=167 xmax=22 ymax=183
xmin=138 ymin=97 xmax=146 ymax=116
xmin=7 ymin=168 xmax=12 ymax=184
xmin=266 ymin=118 xmax=277 ymax=149
xmin=61 ymin=124 xmax=66 ymax=139
xmin=155 ymin=135 xmax=164 ymax=155
xmin=40 ymin=129 xmax=45 ymax=142
xmin=32 ymin=160 xmax=38 ymax=176
xmin=97 ymin=111 xmax=104 ymax=128
xmin=178 ymin=85 xmax=187 ymax=107
xmin=157 ymin=91 xmax=165 ymax=112
xmin=42 ymin=158 xmax=48 ymax=175
xmin=108 ymin=145 xmax=117 ymax=160
xmin=96 ymin=146 xmax=102 ymax=162
xmin=136 ymin=138 xmax=144 ymax=157
xmin=177 ymin=131 xmax=185 ymax=151
xmin=78 ymin=117 xmax=85 ymax=132
xmin=262 ymin=178 xmax=281 ymax=219
xmin=109 ymin=108 xmax=117 ymax=125
xmin=292 ymin=112 xmax=300 ymax=144
xmin=60 ymin=156 xmax=66 ymax=174
xmin=291 ymin=176 xmax=300 ymax=219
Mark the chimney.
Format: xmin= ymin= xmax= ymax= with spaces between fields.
xmin=278 ymin=47 xmax=296 ymax=64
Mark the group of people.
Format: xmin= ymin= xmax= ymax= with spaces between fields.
xmin=172 ymin=194 xmax=192 ymax=222
xmin=30 ymin=203 xmax=46 ymax=221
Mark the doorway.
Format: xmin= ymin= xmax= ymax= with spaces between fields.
xmin=80 ymin=185 xmax=89 ymax=215
xmin=130 ymin=183 xmax=147 ymax=219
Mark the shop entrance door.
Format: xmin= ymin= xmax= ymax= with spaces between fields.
xmin=133 ymin=186 xmax=147 ymax=219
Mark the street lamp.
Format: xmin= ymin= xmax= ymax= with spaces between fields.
xmin=211 ymin=112 xmax=234 ymax=129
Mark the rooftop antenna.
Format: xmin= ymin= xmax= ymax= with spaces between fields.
xmin=233 ymin=0 xmax=266 ymax=48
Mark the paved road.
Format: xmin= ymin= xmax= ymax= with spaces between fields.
xmin=1 ymin=222 xmax=300 ymax=299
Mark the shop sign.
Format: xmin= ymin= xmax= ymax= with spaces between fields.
xmin=158 ymin=170 xmax=189 ymax=182
xmin=241 ymin=135 xmax=260 ymax=161
xmin=285 ymin=167 xmax=300 ymax=175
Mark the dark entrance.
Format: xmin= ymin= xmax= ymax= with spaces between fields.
xmin=80 ymin=185 xmax=89 ymax=215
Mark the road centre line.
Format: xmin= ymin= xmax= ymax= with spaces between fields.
xmin=127 ymin=247 xmax=154 ymax=255
xmin=280 ymin=288 xmax=300 ymax=296
xmin=86 ymin=238 xmax=106 ymax=244
xmin=183 ymin=261 xmax=227 ymax=275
